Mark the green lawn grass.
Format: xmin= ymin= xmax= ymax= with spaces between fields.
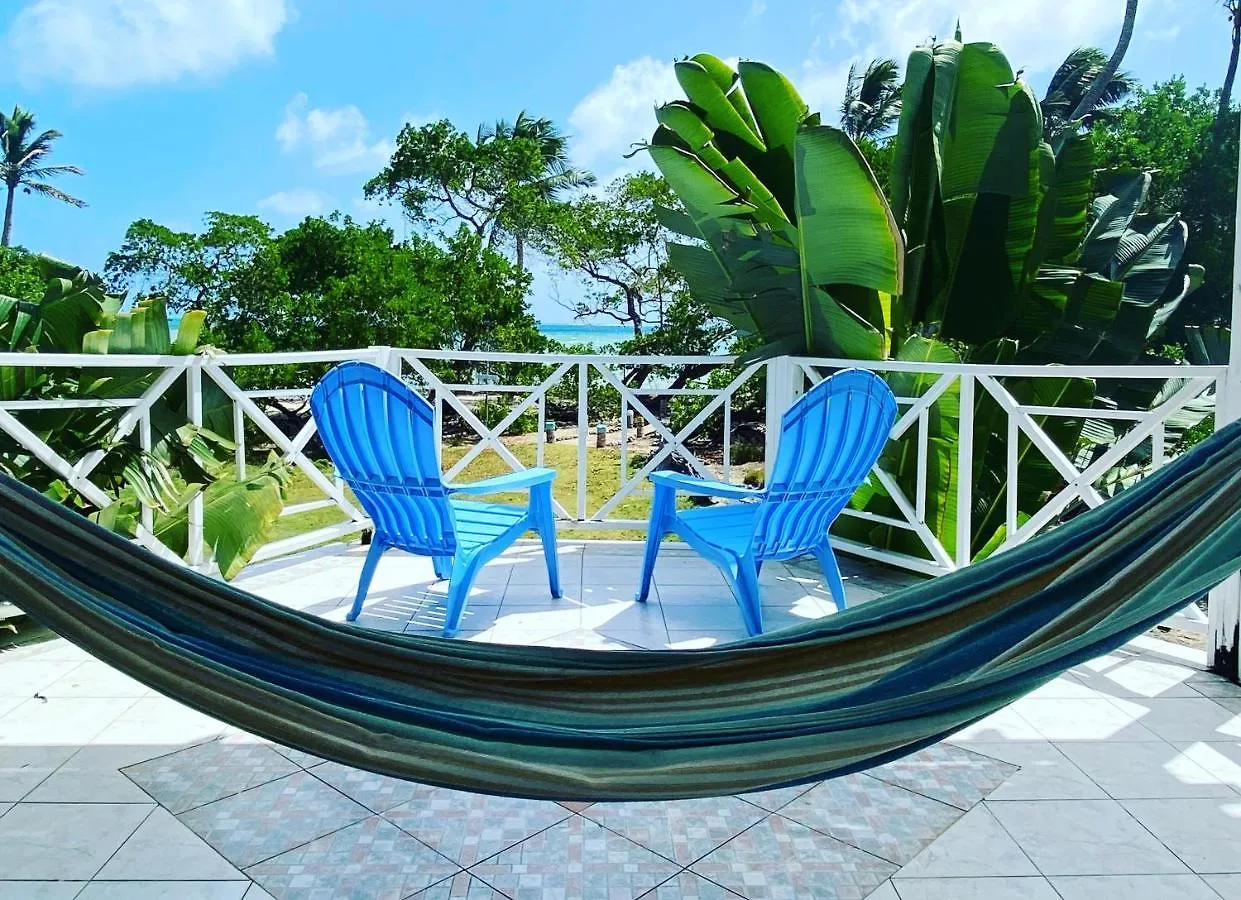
xmin=264 ymin=440 xmax=663 ymax=548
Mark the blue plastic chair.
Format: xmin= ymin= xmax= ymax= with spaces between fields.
xmin=636 ymin=368 xmax=897 ymax=635
xmin=310 ymin=361 xmax=560 ymax=636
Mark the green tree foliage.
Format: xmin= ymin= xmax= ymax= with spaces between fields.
xmin=1089 ymin=79 xmax=1238 ymax=331
xmin=0 ymin=106 xmax=85 ymax=247
xmin=363 ymin=113 xmax=592 ymax=271
xmin=105 ymin=213 xmax=545 ymax=362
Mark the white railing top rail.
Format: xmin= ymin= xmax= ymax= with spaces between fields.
xmin=0 ymin=347 xmax=1228 ymax=381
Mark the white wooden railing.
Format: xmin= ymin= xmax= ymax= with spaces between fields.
xmin=0 ymin=347 xmax=1228 ymax=634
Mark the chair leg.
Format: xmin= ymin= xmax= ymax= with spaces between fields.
xmin=444 ymin=552 xmax=483 ymax=638
xmin=636 ymin=484 xmax=673 ymax=603
xmin=532 ymin=484 xmax=561 ymax=599
xmin=348 ymin=541 xmax=386 ymax=622
xmin=814 ymin=543 xmax=848 ymax=611
xmin=432 ymin=555 xmax=453 ymax=581
xmin=734 ymin=554 xmax=764 ymax=636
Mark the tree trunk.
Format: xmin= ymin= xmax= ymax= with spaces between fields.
xmin=1 ymin=184 xmax=14 ymax=247
xmin=1213 ymin=10 xmax=1241 ymax=152
xmin=515 ymin=234 xmax=525 ymax=273
xmin=1059 ymin=0 xmax=1139 ymax=148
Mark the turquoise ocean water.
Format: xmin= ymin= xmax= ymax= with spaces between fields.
xmin=168 ymin=317 xmax=633 ymax=351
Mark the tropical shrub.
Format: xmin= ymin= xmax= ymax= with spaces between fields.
xmin=651 ymin=40 xmax=1217 ymax=561
xmin=0 ymin=253 xmax=287 ymax=577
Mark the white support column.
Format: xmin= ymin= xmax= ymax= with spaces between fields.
xmin=764 ymin=356 xmax=803 ymax=483
xmin=955 ymin=374 xmax=975 ymax=569
xmin=1208 ymin=114 xmax=1241 ymax=682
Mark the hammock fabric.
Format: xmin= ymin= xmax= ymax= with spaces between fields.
xmin=2 ymin=422 xmax=1241 ymax=802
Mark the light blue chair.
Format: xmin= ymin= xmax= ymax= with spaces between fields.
xmin=637 ymin=368 xmax=897 ymax=635
xmin=310 ymin=361 xmax=560 ymax=637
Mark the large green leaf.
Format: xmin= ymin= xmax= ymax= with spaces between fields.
xmin=794 ymin=125 xmax=903 ymax=297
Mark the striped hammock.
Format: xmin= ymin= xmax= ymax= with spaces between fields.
xmin=2 ymin=421 xmax=1240 ymax=802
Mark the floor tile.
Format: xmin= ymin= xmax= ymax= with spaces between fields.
xmin=1190 ymin=679 xmax=1241 ymax=699
xmin=666 ymin=631 xmax=749 ymax=649
xmin=309 ymin=760 xmax=427 ymax=813
xmin=1008 ymin=698 xmax=1159 ymax=742
xmin=1205 ymin=874 xmax=1241 ymax=898
xmin=533 ymin=628 xmax=643 ymax=650
xmin=97 ymin=807 xmax=243 ymax=880
xmin=987 ymin=799 xmax=1188 ymax=876
xmin=0 ymin=801 xmax=151 ymax=878
xmin=863 ymin=882 xmax=900 ymax=900
xmin=894 ymin=806 xmax=1037 ymax=878
xmin=40 ymin=659 xmax=151 ymax=698
xmin=411 ymin=872 xmax=508 ymax=897
xmin=1055 ymin=741 xmax=1233 ymax=799
xmin=179 ymin=771 xmax=369 ymax=868
xmin=243 ymin=885 xmax=277 ymax=900
xmin=1113 ymin=697 xmax=1241 ymax=742
xmin=639 ymin=871 xmax=745 ymax=898
xmin=0 ymin=697 xmax=136 ymax=745
xmin=661 ymin=604 xmax=750 ymax=633
xmin=1087 ymin=658 xmax=1207 ymax=699
xmin=75 ymin=883 xmax=250 ymax=899
xmin=26 ymin=764 xmax=157 ymax=803
xmin=1171 ymin=741 xmax=1241 ymax=790
xmin=690 ymin=813 xmax=897 ymax=899
xmin=948 ymin=707 xmax=1044 ymax=742
xmin=781 ymin=774 xmax=962 ymax=865
xmin=0 ymin=659 xmax=84 ymax=697
xmin=1122 ymin=798 xmax=1241 ymax=873
xmin=954 ymin=742 xmax=1106 ymax=801
xmin=247 ymin=814 xmax=458 ymax=898
xmin=268 ymin=743 xmax=323 ymax=769
xmin=0 ymin=745 xmax=78 ymax=802
xmin=384 ymin=784 xmax=570 ymax=865
xmin=0 ymin=883 xmax=87 ymax=900
xmin=866 ymin=744 xmax=1017 ymax=810
xmin=891 ymin=877 xmax=1060 ymax=899
xmin=736 ymin=781 xmax=818 ymax=812
xmin=1049 ymin=874 xmax=1223 ymax=899
xmin=123 ymin=739 xmax=300 ymax=813
xmin=583 ymin=795 xmax=766 ymax=865
xmin=90 ymin=697 xmax=226 ymax=747
xmin=469 ymin=815 xmax=679 ymax=899
xmin=655 ymin=583 xmax=739 ymax=608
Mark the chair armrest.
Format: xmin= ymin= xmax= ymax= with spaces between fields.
xmin=447 ymin=467 xmax=556 ymax=495
xmin=649 ymin=470 xmax=763 ymax=501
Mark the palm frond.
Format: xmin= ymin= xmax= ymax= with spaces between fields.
xmin=21 ymin=181 xmax=87 ymax=207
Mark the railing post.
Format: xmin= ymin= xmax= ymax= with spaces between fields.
xmin=577 ymin=361 xmax=588 ymax=521
xmin=955 ymin=374 xmax=975 ymax=569
xmin=187 ymin=356 xmax=205 ymax=568
xmin=764 ymin=356 xmax=802 ymax=483
xmin=369 ymin=345 xmax=400 ymax=378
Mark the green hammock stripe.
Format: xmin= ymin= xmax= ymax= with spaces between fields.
xmin=1 ymin=421 xmax=1240 ymax=801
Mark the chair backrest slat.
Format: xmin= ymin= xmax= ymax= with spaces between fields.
xmin=756 ymin=369 xmax=897 ymax=558
xmin=310 ymin=362 xmax=456 ymax=555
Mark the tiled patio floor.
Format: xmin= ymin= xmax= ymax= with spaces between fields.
xmin=3 ymin=541 xmax=1241 ymax=899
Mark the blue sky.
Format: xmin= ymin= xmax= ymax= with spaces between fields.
xmin=0 ymin=0 xmax=1232 ymax=323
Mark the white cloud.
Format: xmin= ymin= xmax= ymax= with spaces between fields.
xmin=831 ymin=0 xmax=1133 ymax=78
xmin=258 ymin=188 xmax=327 ymax=218
xmin=6 ymin=0 xmax=289 ymax=88
xmin=276 ymin=93 xmax=394 ymax=173
xmin=747 ymin=1 xmax=767 ymax=19
xmin=568 ymin=57 xmax=681 ymax=173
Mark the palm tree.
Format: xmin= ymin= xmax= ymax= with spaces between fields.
xmin=1052 ymin=0 xmax=1139 ymax=150
xmin=0 ymin=106 xmax=85 ymax=247
xmin=483 ymin=111 xmax=595 ymax=271
xmin=1041 ymin=46 xmax=1138 ymax=140
xmin=839 ymin=58 xmax=902 ymax=142
xmin=1212 ymin=0 xmax=1240 ymax=152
